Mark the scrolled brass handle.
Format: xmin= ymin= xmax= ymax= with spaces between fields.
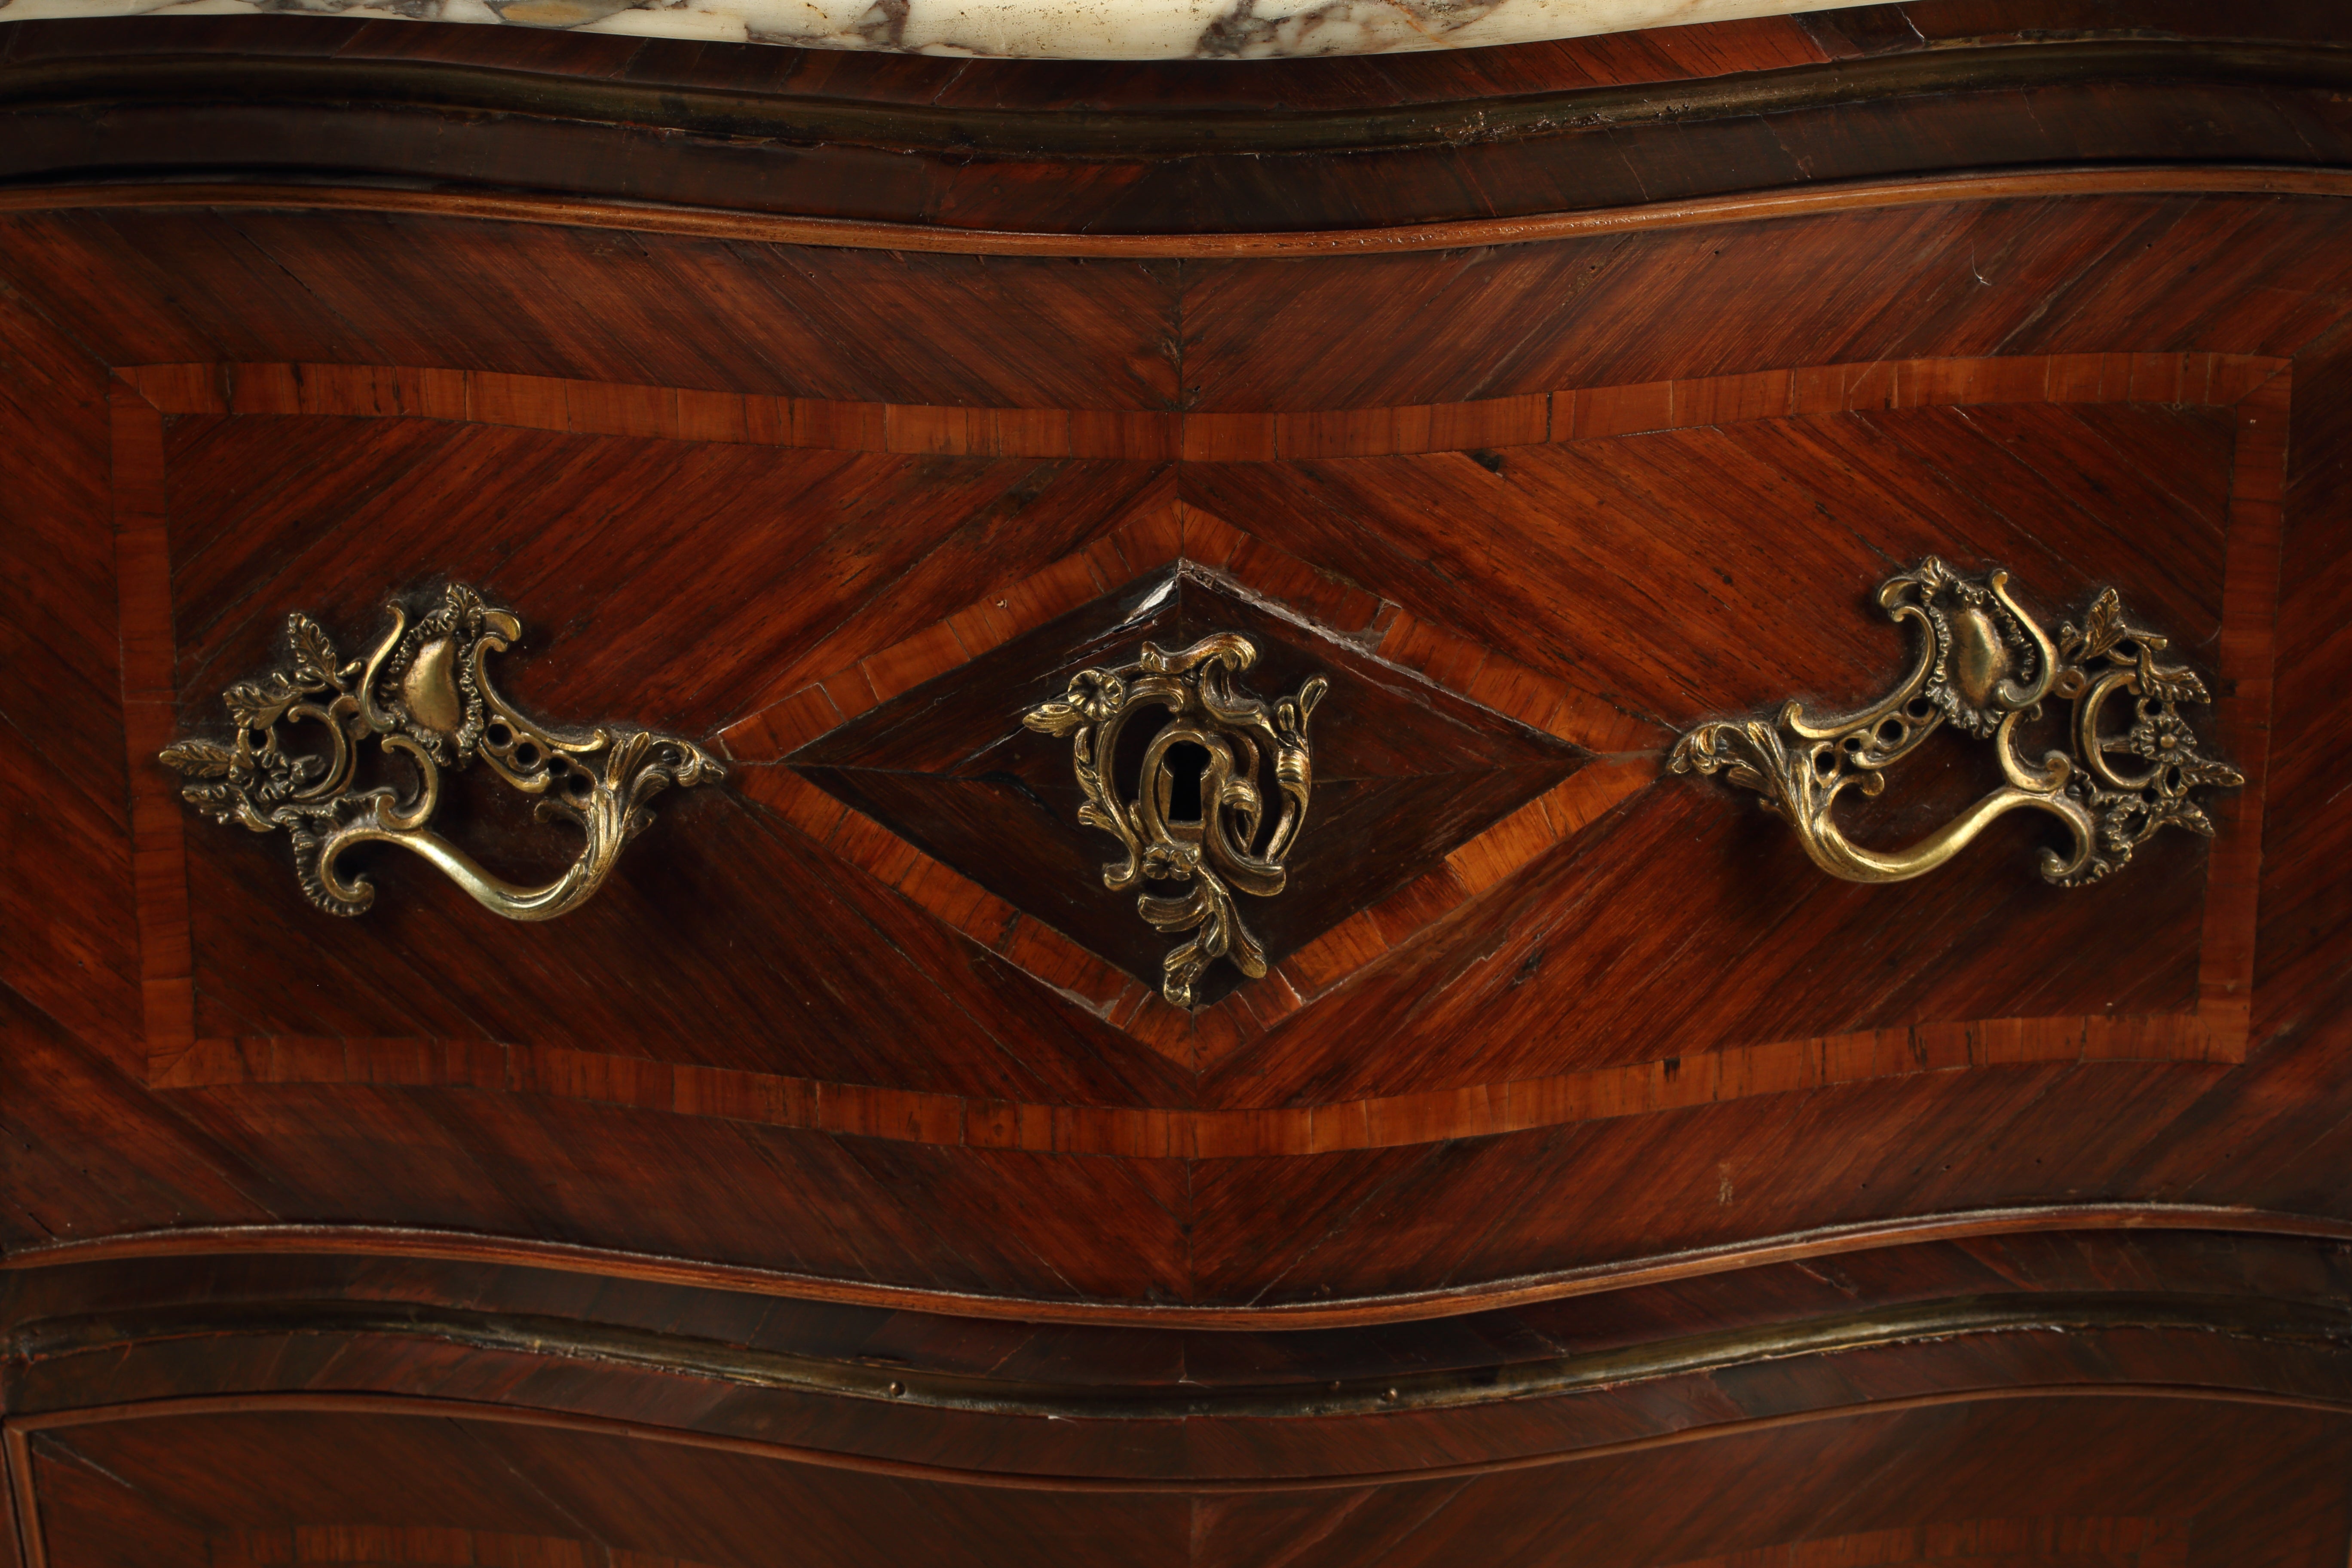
xmin=1670 ymin=557 xmax=2241 ymax=887
xmin=160 ymin=583 xmax=722 ymax=920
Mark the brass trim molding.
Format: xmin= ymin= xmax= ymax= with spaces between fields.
xmin=1672 ymin=559 xmax=2242 ymax=886
xmin=13 ymin=1292 xmax=2348 ymax=1423
xmin=1025 ymin=634 xmax=1325 ymax=1007
xmin=159 ymin=583 xmax=721 ymax=920
xmin=3 ymin=168 xmax=2349 ymax=259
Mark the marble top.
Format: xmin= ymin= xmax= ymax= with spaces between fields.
xmin=0 ymin=0 xmax=1874 ymax=59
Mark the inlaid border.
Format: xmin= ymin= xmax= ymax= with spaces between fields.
xmin=119 ymin=352 xmax=2285 ymax=1141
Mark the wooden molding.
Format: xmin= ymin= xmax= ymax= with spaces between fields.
xmin=7 ymin=169 xmax=2349 ymax=260
xmin=5 ymin=1383 xmax=2347 ymax=1499
xmin=13 ymin=1291 xmax=2350 ymax=1422
xmin=8 ymin=42 xmax=2351 ymax=161
xmin=14 ymin=1205 xmax=2349 ymax=1329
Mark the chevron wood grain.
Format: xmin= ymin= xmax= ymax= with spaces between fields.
xmin=9 ymin=11 xmax=2352 ymax=1563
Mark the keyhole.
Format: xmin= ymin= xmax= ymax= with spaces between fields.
xmin=1164 ymin=741 xmax=1209 ymax=823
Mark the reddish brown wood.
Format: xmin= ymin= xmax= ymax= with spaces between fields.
xmin=107 ymin=383 xmax=192 ymax=1058
xmin=6 ymin=19 xmax=2352 ymax=1558
xmin=2258 ymin=330 xmax=2352 ymax=1039
xmin=0 ymin=1430 xmax=29 ymax=1568
xmin=7 ymin=1393 xmax=2349 ymax=1565
xmin=0 ymin=291 xmax=135 ymax=1071
xmin=0 ymin=337 xmax=2315 ymax=1305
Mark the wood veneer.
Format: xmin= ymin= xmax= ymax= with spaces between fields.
xmin=3 ymin=181 xmax=2339 ymax=1306
xmin=6 ymin=9 xmax=2352 ymax=1558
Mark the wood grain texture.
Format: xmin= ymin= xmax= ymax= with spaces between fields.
xmin=1175 ymin=196 xmax=2352 ymax=411
xmin=6 ymin=1394 xmax=2349 ymax=1566
xmin=107 ymin=383 xmax=193 ymax=1058
xmin=8 ymin=10 xmax=2352 ymax=237
xmin=0 ymin=289 xmax=135 ymax=1070
xmin=124 ymin=372 xmax=2253 ymax=1119
xmin=0 ymin=334 xmax=2305 ymax=1307
xmin=0 ymin=197 xmax=2344 ymax=416
xmin=118 ymin=351 xmax=2285 ymax=458
xmin=5 ymin=24 xmax=2352 ymax=1555
xmin=2259 ymin=331 xmax=2352 ymax=1040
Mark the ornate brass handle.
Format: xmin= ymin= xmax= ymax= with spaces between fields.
xmin=1671 ymin=558 xmax=2241 ymax=886
xmin=160 ymin=584 xmax=722 ymax=920
xmin=1025 ymin=634 xmax=1326 ymax=1008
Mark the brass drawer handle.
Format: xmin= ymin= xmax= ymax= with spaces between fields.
xmin=1671 ymin=558 xmax=2240 ymax=886
xmin=161 ymin=584 xmax=722 ymax=920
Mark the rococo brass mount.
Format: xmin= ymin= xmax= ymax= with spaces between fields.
xmin=160 ymin=583 xmax=722 ymax=920
xmin=1671 ymin=558 xmax=2242 ymax=886
xmin=1025 ymin=635 xmax=1326 ymax=1008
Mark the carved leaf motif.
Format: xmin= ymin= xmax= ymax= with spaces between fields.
xmin=159 ymin=739 xmax=238 ymax=778
xmin=2077 ymin=589 xmax=2127 ymax=661
xmin=1023 ymin=701 xmax=1090 ymax=738
xmin=288 ymin=613 xmax=339 ymax=682
xmin=2152 ymin=796 xmax=2217 ymax=838
xmin=223 ymin=683 xmax=272 ymax=729
xmin=2177 ymin=756 xmax=2246 ymax=790
xmin=2138 ymin=659 xmax=2210 ymax=706
xmin=223 ymin=677 xmax=303 ymax=731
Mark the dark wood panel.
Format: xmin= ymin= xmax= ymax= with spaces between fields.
xmin=0 ymin=289 xmax=135 ymax=1064
xmin=2260 ymin=332 xmax=2352 ymax=1035
xmin=1342 ymin=1402 xmax=2347 ymax=1568
xmin=13 ymin=1395 xmax=2348 ymax=1567
xmin=790 ymin=569 xmax=1581 ymax=1000
xmin=21 ymin=1439 xmax=209 ymax=1568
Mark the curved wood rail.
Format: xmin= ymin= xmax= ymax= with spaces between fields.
xmin=10 ymin=42 xmax=2352 ymax=162
xmin=3 ymin=168 xmax=2347 ymax=259
xmin=9 ymin=1383 xmax=2349 ymax=1495
xmin=12 ymin=1206 xmax=2352 ymax=1330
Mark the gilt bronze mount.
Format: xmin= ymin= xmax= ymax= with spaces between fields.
xmin=160 ymin=583 xmax=722 ymax=920
xmin=1671 ymin=558 xmax=2241 ymax=886
xmin=1024 ymin=634 xmax=1326 ymax=1008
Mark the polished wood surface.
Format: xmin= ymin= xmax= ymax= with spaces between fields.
xmin=7 ymin=7 xmax=2352 ymax=235
xmin=5 ymin=6 xmax=2352 ymax=1563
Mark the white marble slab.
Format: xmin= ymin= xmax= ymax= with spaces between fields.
xmin=0 ymin=0 xmax=1879 ymax=60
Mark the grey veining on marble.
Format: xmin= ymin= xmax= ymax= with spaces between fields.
xmin=0 ymin=0 xmax=1879 ymax=60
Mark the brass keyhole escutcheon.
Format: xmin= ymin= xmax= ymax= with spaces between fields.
xmin=1025 ymin=633 xmax=1326 ymax=1008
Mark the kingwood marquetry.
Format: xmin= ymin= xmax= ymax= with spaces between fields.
xmin=9 ymin=9 xmax=2352 ymax=1562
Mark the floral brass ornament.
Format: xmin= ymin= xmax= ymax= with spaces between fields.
xmin=159 ymin=583 xmax=722 ymax=920
xmin=1024 ymin=634 xmax=1326 ymax=1008
xmin=1670 ymin=558 xmax=2242 ymax=886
